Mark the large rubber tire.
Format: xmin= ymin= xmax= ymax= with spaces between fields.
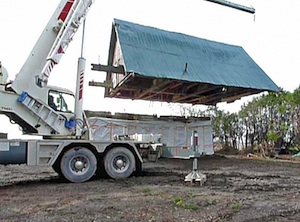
xmin=60 ymin=147 xmax=97 ymax=183
xmin=104 ymin=147 xmax=136 ymax=179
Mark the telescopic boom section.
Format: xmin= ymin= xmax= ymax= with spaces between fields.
xmin=39 ymin=0 xmax=94 ymax=87
xmin=204 ymin=0 xmax=255 ymax=14
xmin=11 ymin=0 xmax=94 ymax=95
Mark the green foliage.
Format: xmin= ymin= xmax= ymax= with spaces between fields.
xmin=231 ymin=202 xmax=242 ymax=210
xmin=267 ymin=131 xmax=280 ymax=144
xmin=289 ymin=146 xmax=300 ymax=155
xmin=173 ymin=197 xmax=199 ymax=211
xmin=176 ymin=85 xmax=300 ymax=151
xmin=291 ymin=86 xmax=300 ymax=105
xmin=142 ymin=187 xmax=153 ymax=196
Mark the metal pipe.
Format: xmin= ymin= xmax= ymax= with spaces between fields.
xmin=204 ymin=0 xmax=255 ymax=14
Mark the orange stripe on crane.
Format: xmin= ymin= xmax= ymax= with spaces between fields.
xmin=58 ymin=0 xmax=75 ymax=21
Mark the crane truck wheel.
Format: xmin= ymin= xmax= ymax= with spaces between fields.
xmin=60 ymin=147 xmax=97 ymax=183
xmin=104 ymin=147 xmax=136 ymax=179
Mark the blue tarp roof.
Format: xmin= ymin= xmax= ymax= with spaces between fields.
xmin=114 ymin=18 xmax=279 ymax=92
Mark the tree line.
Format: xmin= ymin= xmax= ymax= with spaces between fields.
xmin=179 ymin=86 xmax=300 ymax=153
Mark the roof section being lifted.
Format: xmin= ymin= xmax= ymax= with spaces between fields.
xmin=91 ymin=19 xmax=279 ymax=105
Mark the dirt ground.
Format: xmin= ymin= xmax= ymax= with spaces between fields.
xmin=0 ymin=154 xmax=300 ymax=222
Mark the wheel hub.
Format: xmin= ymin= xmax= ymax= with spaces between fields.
xmin=115 ymin=159 xmax=124 ymax=169
xmin=74 ymin=160 xmax=85 ymax=171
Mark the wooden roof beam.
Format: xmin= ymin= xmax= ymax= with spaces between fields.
xmin=135 ymin=80 xmax=180 ymax=100
xmin=135 ymin=80 xmax=170 ymax=99
xmin=173 ymin=85 xmax=222 ymax=103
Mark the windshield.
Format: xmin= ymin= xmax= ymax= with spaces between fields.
xmin=48 ymin=90 xmax=74 ymax=113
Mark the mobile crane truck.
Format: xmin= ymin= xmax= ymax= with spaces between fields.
xmin=0 ymin=0 xmax=146 ymax=183
xmin=0 ymin=0 xmax=255 ymax=183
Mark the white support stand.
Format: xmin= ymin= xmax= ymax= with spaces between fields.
xmin=184 ymin=130 xmax=207 ymax=185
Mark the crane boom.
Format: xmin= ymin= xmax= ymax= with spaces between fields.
xmin=38 ymin=0 xmax=93 ymax=87
xmin=204 ymin=0 xmax=255 ymax=14
xmin=11 ymin=0 xmax=94 ymax=97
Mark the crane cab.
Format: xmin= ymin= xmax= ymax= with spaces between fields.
xmin=47 ymin=86 xmax=75 ymax=114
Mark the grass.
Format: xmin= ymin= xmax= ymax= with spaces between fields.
xmin=173 ymin=197 xmax=199 ymax=211
xmin=231 ymin=202 xmax=242 ymax=210
xmin=142 ymin=187 xmax=153 ymax=196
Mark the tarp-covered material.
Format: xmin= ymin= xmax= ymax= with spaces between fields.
xmin=87 ymin=114 xmax=214 ymax=158
xmin=92 ymin=19 xmax=280 ymax=105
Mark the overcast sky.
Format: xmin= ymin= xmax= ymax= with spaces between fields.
xmin=0 ymin=0 xmax=299 ymax=138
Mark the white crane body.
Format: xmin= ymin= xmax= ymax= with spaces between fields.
xmin=1 ymin=0 xmax=94 ymax=137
